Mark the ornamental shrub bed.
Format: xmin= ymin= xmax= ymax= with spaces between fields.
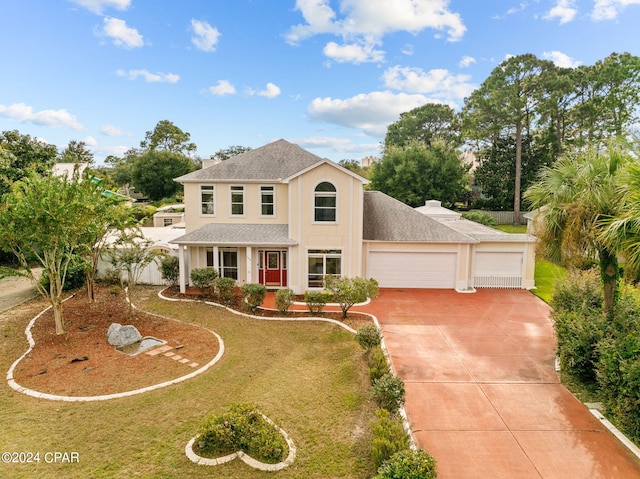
xmin=196 ymin=404 xmax=288 ymax=464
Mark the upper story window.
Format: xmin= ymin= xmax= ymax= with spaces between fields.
xmin=230 ymin=185 xmax=245 ymax=216
xmin=201 ymin=185 xmax=215 ymax=215
xmin=314 ymin=182 xmax=337 ymax=222
xmin=260 ymin=185 xmax=275 ymax=217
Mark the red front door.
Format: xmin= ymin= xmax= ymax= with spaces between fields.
xmin=261 ymin=251 xmax=287 ymax=287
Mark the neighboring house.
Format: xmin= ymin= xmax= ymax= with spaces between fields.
xmin=153 ymin=204 xmax=185 ymax=228
xmin=171 ymin=139 xmax=535 ymax=294
xmin=52 ymin=162 xmax=88 ymax=180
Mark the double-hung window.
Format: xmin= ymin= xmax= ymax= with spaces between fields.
xmin=201 ymin=185 xmax=215 ymax=215
xmin=260 ymin=185 xmax=275 ymax=217
xmin=308 ymin=249 xmax=341 ymax=288
xmin=230 ymin=185 xmax=245 ymax=216
xmin=314 ymin=182 xmax=337 ymax=222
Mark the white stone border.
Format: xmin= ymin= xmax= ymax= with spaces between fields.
xmin=589 ymin=409 xmax=640 ymax=461
xmin=158 ymin=288 xmax=358 ymax=333
xmin=185 ymin=413 xmax=296 ymax=471
xmin=6 ymin=296 xmax=225 ymax=402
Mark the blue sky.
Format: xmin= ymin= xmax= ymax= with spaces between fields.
xmin=1 ymin=0 xmax=639 ymax=164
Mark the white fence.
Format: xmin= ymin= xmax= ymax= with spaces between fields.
xmin=473 ymin=275 xmax=522 ymax=289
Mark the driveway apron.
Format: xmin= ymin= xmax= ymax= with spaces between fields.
xmin=360 ymin=288 xmax=640 ymax=479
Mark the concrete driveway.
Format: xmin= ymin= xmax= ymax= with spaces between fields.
xmin=0 ymin=269 xmax=40 ymax=313
xmin=361 ymin=288 xmax=640 ymax=479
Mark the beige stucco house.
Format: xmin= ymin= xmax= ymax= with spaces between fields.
xmin=171 ymin=139 xmax=536 ymax=293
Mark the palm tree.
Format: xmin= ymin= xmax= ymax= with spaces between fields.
xmin=524 ymin=144 xmax=629 ymax=317
xmin=600 ymin=157 xmax=640 ymax=277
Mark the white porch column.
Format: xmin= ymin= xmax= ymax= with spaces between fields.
xmin=246 ymin=247 xmax=252 ymax=283
xmin=178 ymin=245 xmax=186 ymax=293
xmin=213 ymin=246 xmax=219 ymax=273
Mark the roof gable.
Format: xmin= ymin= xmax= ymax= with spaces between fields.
xmin=175 ymin=139 xmax=326 ymax=183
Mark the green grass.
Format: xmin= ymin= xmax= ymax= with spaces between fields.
xmin=0 ymin=290 xmax=376 ymax=479
xmin=532 ymin=258 xmax=568 ymax=304
xmin=494 ymin=224 xmax=528 ymax=234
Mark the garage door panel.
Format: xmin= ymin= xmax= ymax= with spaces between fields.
xmin=474 ymin=252 xmax=522 ymax=288
xmin=368 ymin=252 xmax=456 ymax=288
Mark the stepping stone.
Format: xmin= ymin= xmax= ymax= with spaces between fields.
xmin=179 ymin=358 xmax=190 ymax=364
xmin=164 ymin=352 xmax=175 ymax=357
xmin=189 ymin=362 xmax=199 ymax=368
xmin=171 ymin=355 xmax=183 ymax=361
xmin=146 ymin=345 xmax=173 ymax=356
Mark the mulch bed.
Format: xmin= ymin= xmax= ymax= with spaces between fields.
xmin=11 ymin=286 xmax=220 ymax=397
xmin=161 ymin=286 xmax=374 ymax=330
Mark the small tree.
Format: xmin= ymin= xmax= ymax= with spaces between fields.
xmin=324 ymin=275 xmax=379 ymax=318
xmin=107 ymin=230 xmax=161 ymax=317
xmin=190 ymin=267 xmax=218 ymax=295
xmin=275 ymin=288 xmax=295 ymax=315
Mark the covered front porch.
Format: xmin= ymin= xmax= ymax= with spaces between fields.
xmin=170 ymin=224 xmax=296 ymax=293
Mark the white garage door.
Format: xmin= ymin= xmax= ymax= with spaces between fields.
xmin=474 ymin=252 xmax=522 ymax=288
xmin=368 ymin=251 xmax=456 ymax=288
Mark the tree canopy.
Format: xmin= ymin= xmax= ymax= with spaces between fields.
xmin=384 ymin=103 xmax=460 ymax=150
xmin=140 ymin=119 xmax=197 ymax=155
xmin=213 ymin=145 xmax=252 ymax=161
xmin=131 ymin=150 xmax=196 ymax=201
xmin=370 ymin=141 xmax=469 ymax=208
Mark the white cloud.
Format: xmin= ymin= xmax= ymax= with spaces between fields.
xmin=252 ymin=82 xmax=281 ymax=99
xmin=323 ymin=40 xmax=385 ymax=63
xmin=0 ymin=102 xmax=83 ymax=130
xmin=191 ymin=19 xmax=221 ymax=52
xmin=292 ymin=136 xmax=380 ymax=154
xmin=544 ymin=0 xmax=578 ymax=24
xmin=592 ymin=0 xmax=640 ymax=20
xmin=459 ymin=55 xmax=476 ymax=68
xmin=208 ymin=80 xmax=236 ymax=96
xmin=116 ymin=69 xmax=180 ymax=83
xmin=286 ymin=0 xmax=466 ymax=63
xmin=100 ymin=124 xmax=131 ymax=136
xmin=542 ymin=50 xmax=582 ymax=68
xmin=99 ymin=17 xmax=144 ymax=49
xmin=382 ymin=65 xmax=475 ymax=106
xmin=68 ymin=0 xmax=130 ymax=15
xmin=307 ymin=90 xmax=431 ymax=137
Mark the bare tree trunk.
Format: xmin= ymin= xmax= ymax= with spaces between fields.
xmin=52 ymin=298 xmax=65 ymax=335
xmin=513 ymin=121 xmax=523 ymax=226
xmin=86 ymin=273 xmax=95 ymax=302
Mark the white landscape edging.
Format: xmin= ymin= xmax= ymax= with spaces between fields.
xmin=6 ymin=298 xmax=225 ymax=402
xmin=185 ymin=413 xmax=297 ymax=471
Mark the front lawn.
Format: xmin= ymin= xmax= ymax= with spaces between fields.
xmin=532 ymin=258 xmax=567 ymax=304
xmin=0 ymin=289 xmax=376 ymax=478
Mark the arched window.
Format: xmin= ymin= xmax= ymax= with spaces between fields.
xmin=314 ymin=181 xmax=336 ymax=222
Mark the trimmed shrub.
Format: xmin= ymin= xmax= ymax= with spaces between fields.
xmin=197 ymin=404 xmax=287 ymax=464
xmin=214 ymin=276 xmax=236 ymax=305
xmin=356 ymin=324 xmax=382 ymax=350
xmin=304 ymin=291 xmax=331 ymax=315
xmin=275 ymin=288 xmax=295 ymax=315
xmin=372 ymin=373 xmax=406 ymax=414
xmin=551 ymin=268 xmax=602 ymax=314
xmin=461 ymin=210 xmax=497 ymax=228
xmin=242 ymin=283 xmax=267 ymax=313
xmin=370 ymin=409 xmax=410 ymax=469
xmin=552 ymin=270 xmax=607 ymax=387
xmin=368 ymin=346 xmax=389 ymax=384
xmin=190 ymin=267 xmax=218 ymax=295
xmin=159 ymin=255 xmax=179 ymax=286
xmin=375 ymin=449 xmax=438 ymax=479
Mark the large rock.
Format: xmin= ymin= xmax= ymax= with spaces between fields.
xmin=107 ymin=323 xmax=142 ymax=347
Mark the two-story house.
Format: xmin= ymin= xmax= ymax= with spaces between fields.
xmin=171 ymin=139 xmax=535 ymax=294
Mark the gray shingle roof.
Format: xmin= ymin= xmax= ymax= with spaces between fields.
xmin=175 ymin=139 xmax=325 ymax=182
xmin=363 ymin=191 xmax=476 ymax=243
xmin=170 ymin=224 xmax=296 ymax=246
